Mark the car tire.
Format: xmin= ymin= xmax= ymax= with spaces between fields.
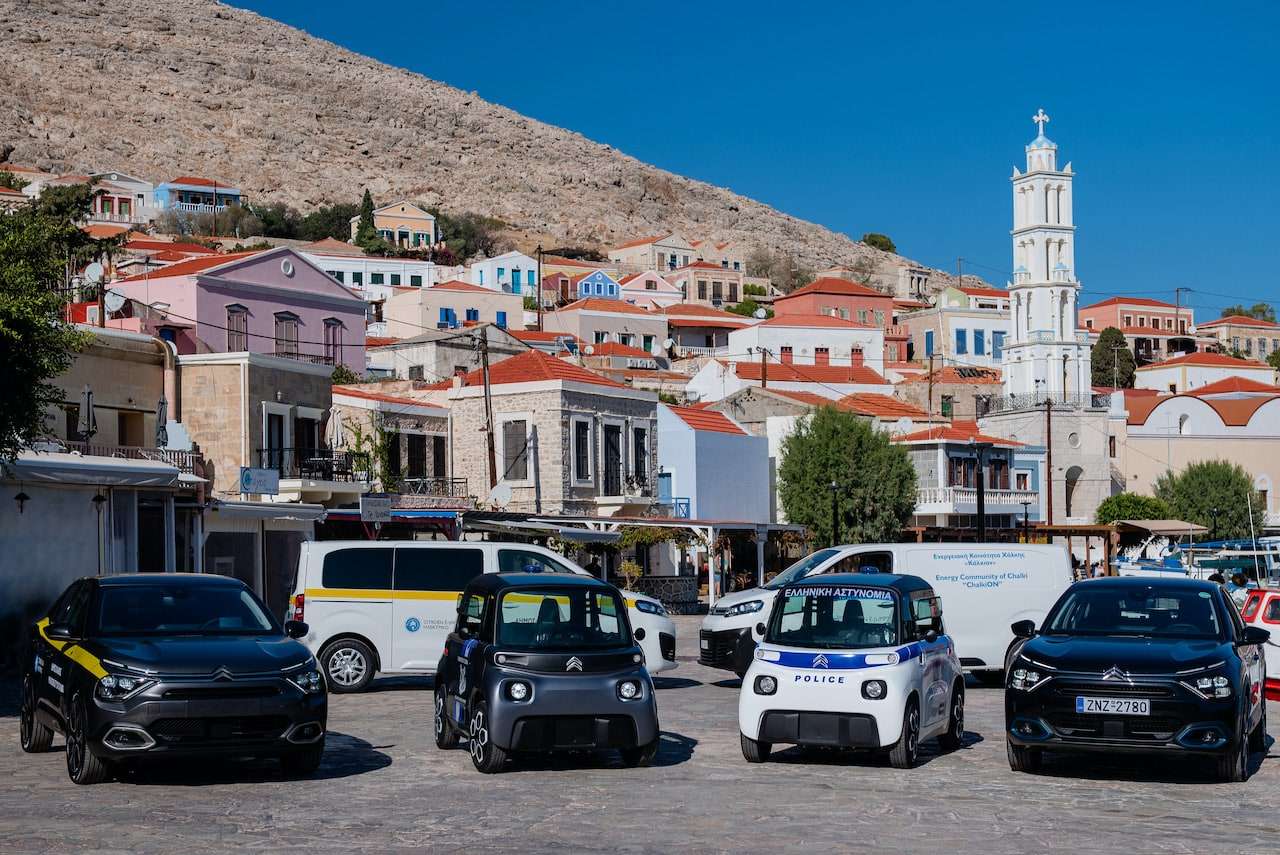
xmin=888 ymin=699 xmax=921 ymax=769
xmin=740 ymin=732 xmax=771 ymax=763
xmin=19 ymin=675 xmax=54 ymax=753
xmin=1248 ymin=698 xmax=1267 ymax=754
xmin=937 ymin=682 xmax=965 ymax=751
xmin=468 ymin=701 xmax=509 ymax=774
xmin=434 ymin=687 xmax=460 ymax=750
xmin=620 ymin=739 xmax=659 ymax=768
xmin=280 ymin=738 xmax=325 ymax=777
xmin=1006 ymin=741 xmax=1041 ymax=774
xmin=65 ymin=694 xmax=112 ymax=785
xmin=1216 ymin=712 xmax=1250 ymax=783
xmin=320 ymin=638 xmax=375 ymax=694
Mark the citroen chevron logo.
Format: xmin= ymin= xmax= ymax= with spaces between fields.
xmin=213 ymin=667 xmax=234 ymax=681
xmin=1101 ymin=666 xmax=1131 ymax=684
xmin=565 ymin=657 xmax=584 ymax=672
xmin=812 ymin=654 xmax=830 ymax=668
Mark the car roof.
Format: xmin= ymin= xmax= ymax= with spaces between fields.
xmin=782 ymin=572 xmax=931 ymax=593
xmin=1077 ymin=576 xmax=1220 ymax=592
xmin=95 ymin=574 xmax=244 ymax=588
xmin=467 ymin=572 xmax=611 ymax=592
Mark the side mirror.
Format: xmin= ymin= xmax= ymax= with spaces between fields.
xmin=754 ymin=622 xmax=767 ymax=638
xmin=633 ymin=627 xmax=646 ymax=642
xmin=1011 ymin=619 xmax=1036 ymax=639
xmin=46 ymin=623 xmax=75 ymax=642
xmin=458 ymin=624 xmax=471 ymax=639
xmin=924 ymin=629 xmax=939 ymax=644
xmin=1242 ymin=626 xmax=1270 ymax=646
xmin=284 ymin=620 xmax=309 ymax=639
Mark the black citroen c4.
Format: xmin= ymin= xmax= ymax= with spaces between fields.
xmin=19 ymin=575 xmax=327 ymax=784
xmin=1005 ymin=577 xmax=1269 ymax=782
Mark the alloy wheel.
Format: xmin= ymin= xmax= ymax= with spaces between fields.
xmin=469 ymin=709 xmax=489 ymax=765
xmin=327 ymin=648 xmax=367 ymax=688
xmin=953 ymin=694 xmax=964 ymax=738
xmin=906 ymin=706 xmax=919 ymax=763
xmin=66 ymin=700 xmax=85 ymax=778
xmin=434 ymin=694 xmax=445 ymax=739
xmin=19 ymin=679 xmax=34 ymax=747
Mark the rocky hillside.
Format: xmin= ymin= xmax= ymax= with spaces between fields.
xmin=2 ymin=0 xmax=968 ymax=288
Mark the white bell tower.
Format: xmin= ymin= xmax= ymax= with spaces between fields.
xmin=1002 ymin=108 xmax=1092 ymax=398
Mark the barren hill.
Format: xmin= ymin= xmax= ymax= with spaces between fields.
xmin=2 ymin=0 xmax=967 ymax=288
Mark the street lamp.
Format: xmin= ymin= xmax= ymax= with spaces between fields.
xmin=969 ymin=439 xmax=993 ymax=542
xmin=829 ymin=480 xmax=841 ymax=547
xmin=1019 ymin=500 xmax=1032 ymax=542
xmin=1210 ymin=506 xmax=1220 ymax=542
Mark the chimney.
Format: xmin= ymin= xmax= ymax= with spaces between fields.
xmin=850 ymin=347 xmax=864 ymax=367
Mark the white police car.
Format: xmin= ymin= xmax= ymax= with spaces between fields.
xmin=738 ymin=573 xmax=965 ymax=768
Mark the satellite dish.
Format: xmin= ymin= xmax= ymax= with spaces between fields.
xmin=649 ymin=342 xmax=664 ymax=357
xmin=486 ymin=483 xmax=512 ymax=508
xmin=753 ymin=307 xmax=767 ymax=319
xmin=83 ymin=262 xmax=104 ymax=284
xmin=662 ymin=338 xmax=675 ymax=350
xmin=583 ymin=344 xmax=595 ymax=356
xmin=103 ymin=290 xmax=126 ymax=314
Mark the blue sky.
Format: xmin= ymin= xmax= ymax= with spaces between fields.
xmin=234 ymin=1 xmax=1277 ymax=317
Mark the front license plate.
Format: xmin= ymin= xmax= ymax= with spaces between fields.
xmin=700 ymin=638 xmax=709 ymax=650
xmin=1075 ymin=696 xmax=1150 ymax=715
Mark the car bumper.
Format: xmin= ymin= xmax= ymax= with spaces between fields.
xmin=87 ymin=679 xmax=328 ymax=759
xmin=699 ymin=628 xmax=753 ymax=672
xmin=487 ymin=668 xmax=659 ymax=751
xmin=756 ymin=710 xmax=882 ymax=748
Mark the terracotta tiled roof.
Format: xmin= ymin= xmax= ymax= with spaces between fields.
xmin=666 ymin=405 xmax=746 ymax=435
xmin=587 ymin=341 xmax=654 ymax=359
xmin=151 ymin=250 xmax=190 ymax=262
xmin=613 ymin=234 xmax=669 ymax=250
xmin=334 ymin=385 xmax=438 ymax=407
xmin=1080 ymin=295 xmax=1178 ymax=310
xmin=727 ymin=361 xmax=888 ymax=386
xmin=761 ymin=313 xmax=874 ymax=329
xmin=429 ymin=279 xmax=496 ymax=293
xmin=168 ymin=175 xmax=231 ymax=188
xmin=1187 ymin=377 xmax=1280 ymax=396
xmin=1135 ymin=351 xmax=1269 ymax=370
xmin=429 ymin=349 xmax=626 ymax=390
xmin=1196 ymin=314 xmax=1280 ymax=330
xmin=834 ymin=393 xmax=929 ymax=419
xmin=894 ymin=420 xmax=1022 ymax=446
xmin=124 ymin=238 xmax=219 ymax=255
xmin=778 ymin=276 xmax=888 ymax=300
xmin=896 ymin=366 xmax=1002 ymax=386
xmin=1129 ymin=392 xmax=1280 ymax=427
xmin=81 ymin=223 xmax=130 ymax=239
xmin=365 ymin=336 xmax=401 ymax=348
xmin=559 ymin=297 xmax=652 ymax=315
xmin=957 ymin=285 xmax=1009 ymax=299
xmin=894 ymin=298 xmax=931 ymax=310
xmin=0 ymin=185 xmax=27 ymax=198
xmin=117 ymin=251 xmax=254 ymax=282
xmin=760 ymin=388 xmax=838 ymax=408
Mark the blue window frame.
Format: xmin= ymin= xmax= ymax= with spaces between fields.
xmin=527 ymin=270 xmax=536 ymax=286
xmin=924 ymin=330 xmax=934 ymax=356
xmin=478 ymin=270 xmax=484 ymax=285
xmin=497 ymin=267 xmax=505 ymax=281
xmin=992 ymin=331 xmax=1004 ymax=360
xmin=974 ymin=329 xmax=986 ymax=356
xmin=496 ymin=311 xmax=507 ymax=329
xmin=438 ymin=308 xmax=449 ymax=326
xmin=955 ymin=329 xmax=968 ymax=355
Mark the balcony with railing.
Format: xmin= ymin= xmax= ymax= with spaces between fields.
xmin=985 ymin=391 xmax=1110 ymax=415
xmin=400 ymin=476 xmax=469 ymax=498
xmin=272 ymin=349 xmax=337 ymax=366
xmin=916 ymin=486 xmax=1040 ymax=513
xmin=172 ymin=201 xmax=232 ymax=214
xmin=257 ymin=447 xmax=370 ymax=483
xmin=63 ymin=440 xmax=202 ymax=474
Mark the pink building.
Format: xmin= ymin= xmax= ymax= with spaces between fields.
xmin=1078 ymin=296 xmax=1198 ymax=364
xmin=112 ymin=247 xmax=366 ymax=370
xmin=773 ymin=277 xmax=904 ymax=363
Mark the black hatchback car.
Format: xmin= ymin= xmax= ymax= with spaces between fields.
xmin=433 ymin=573 xmax=661 ymax=773
xmin=1005 ymin=577 xmax=1269 ymax=782
xmin=19 ymin=575 xmax=327 ymax=784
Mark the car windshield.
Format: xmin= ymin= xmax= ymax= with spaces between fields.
xmin=1042 ymin=585 xmax=1225 ymax=640
xmin=763 ymin=549 xmax=840 ymax=590
xmin=496 ymin=586 xmax=628 ymax=651
xmin=767 ymin=584 xmax=899 ymax=650
xmin=96 ymin=584 xmax=279 ymax=636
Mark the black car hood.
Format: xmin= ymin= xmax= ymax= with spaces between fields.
xmin=1021 ymin=635 xmax=1232 ymax=674
xmin=90 ymin=634 xmax=311 ymax=676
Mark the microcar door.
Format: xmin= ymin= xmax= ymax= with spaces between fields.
xmin=392 ymin=547 xmax=486 ymax=672
xmin=907 ymin=590 xmax=950 ymax=730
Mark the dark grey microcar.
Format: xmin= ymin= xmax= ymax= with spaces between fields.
xmin=433 ymin=572 xmax=661 ymax=773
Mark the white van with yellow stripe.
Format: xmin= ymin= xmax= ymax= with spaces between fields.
xmin=290 ymin=541 xmax=677 ymax=692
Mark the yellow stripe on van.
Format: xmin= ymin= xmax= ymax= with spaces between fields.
xmin=304 ymin=588 xmax=460 ymax=602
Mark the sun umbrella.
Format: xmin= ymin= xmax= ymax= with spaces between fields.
xmin=324 ymin=406 xmax=345 ymax=449
xmin=77 ymin=385 xmax=97 ymax=440
xmin=155 ymin=396 xmax=169 ymax=447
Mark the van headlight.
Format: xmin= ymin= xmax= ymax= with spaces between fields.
xmin=723 ymin=599 xmax=764 ymax=617
xmin=634 ymin=599 xmax=667 ymax=616
xmin=288 ymin=669 xmax=324 ymax=694
xmin=96 ymin=674 xmax=154 ymax=701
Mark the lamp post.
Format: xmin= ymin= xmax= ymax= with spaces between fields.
xmin=969 ymin=439 xmax=994 ymax=542
xmin=829 ymin=480 xmax=841 ymax=547
xmin=1019 ymin=500 xmax=1032 ymax=542
xmin=1210 ymin=506 xmax=1220 ymax=542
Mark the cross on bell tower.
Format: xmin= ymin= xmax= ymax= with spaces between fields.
xmin=1032 ymin=108 xmax=1050 ymax=136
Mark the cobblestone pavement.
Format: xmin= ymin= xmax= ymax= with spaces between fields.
xmin=1 ymin=615 xmax=1276 ymax=854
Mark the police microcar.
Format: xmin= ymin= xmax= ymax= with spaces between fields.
xmin=738 ymin=573 xmax=965 ymax=768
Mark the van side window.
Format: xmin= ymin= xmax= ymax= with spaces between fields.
xmin=497 ymin=549 xmax=574 ymax=575
xmin=395 ymin=548 xmax=485 ymax=592
xmin=829 ymin=551 xmax=893 ymax=575
xmin=321 ymin=548 xmax=393 ymax=590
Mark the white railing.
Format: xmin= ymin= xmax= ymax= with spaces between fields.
xmin=916 ymin=486 xmax=1040 ymax=508
xmin=678 ymin=345 xmax=726 ymax=357
xmin=173 ymin=202 xmax=230 ymax=214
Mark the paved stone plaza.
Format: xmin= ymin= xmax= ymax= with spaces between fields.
xmin=1 ymin=615 xmax=1276 ymax=854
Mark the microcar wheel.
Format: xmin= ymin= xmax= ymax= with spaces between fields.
xmin=320 ymin=638 xmax=375 ymax=693
xmin=19 ymin=675 xmax=53 ymax=753
xmin=434 ymin=687 xmax=460 ymax=750
xmin=888 ymin=699 xmax=920 ymax=769
xmin=740 ymin=732 xmax=771 ymax=763
xmin=468 ymin=702 xmax=509 ymax=774
xmin=620 ymin=739 xmax=659 ymax=768
xmin=1006 ymin=741 xmax=1041 ymax=774
xmin=938 ymin=683 xmax=965 ymax=751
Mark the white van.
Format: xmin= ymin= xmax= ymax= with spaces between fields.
xmin=290 ymin=541 xmax=678 ymax=692
xmin=701 ymin=543 xmax=1072 ymax=678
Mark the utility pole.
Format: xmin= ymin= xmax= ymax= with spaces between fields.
xmin=972 ymin=441 xmax=992 ymax=542
xmin=927 ymin=353 xmax=936 ymax=416
xmin=1043 ymin=396 xmax=1054 ymax=526
xmin=760 ymin=346 xmax=769 ymax=388
xmin=478 ymin=330 xmax=498 ymax=490
xmin=1110 ymin=343 xmax=1126 ymax=390
xmin=956 ymin=257 xmax=964 ymax=291
xmin=536 ymin=244 xmax=544 ymax=332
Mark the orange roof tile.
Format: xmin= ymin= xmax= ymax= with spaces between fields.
xmin=334 ymin=385 xmax=438 ymax=407
xmin=666 ymin=405 xmax=745 ymax=435
xmin=587 ymin=341 xmax=654 ymax=359
xmin=834 ymin=393 xmax=930 ymax=419
xmin=779 ymin=276 xmax=889 ymax=301
xmin=365 ymin=336 xmax=401 ymax=348
xmin=1128 ymin=392 xmax=1280 ymax=427
xmin=1196 ymin=314 xmax=1280 ymax=330
xmin=0 ymin=185 xmax=27 ymax=198
xmin=429 ymin=279 xmax=497 ymax=293
xmin=559 ymin=297 xmax=653 ymax=315
xmin=1188 ymin=377 xmax=1280 ymax=396
xmin=151 ymin=250 xmax=190 ymax=262
xmin=117 ymin=251 xmax=254 ymax=282
xmin=168 ymin=175 xmax=233 ymax=188
xmin=429 ymin=350 xmax=626 ymax=390
xmin=81 ymin=223 xmax=130 ymax=238
xmin=728 ymin=361 xmax=888 ymax=386
xmin=1135 ymin=351 xmax=1270 ymax=370
xmin=896 ymin=366 xmax=1003 ymax=386
xmin=613 ymin=234 xmax=670 ymax=250
xmin=761 ymin=313 xmax=874 ymax=329
xmin=1080 ymin=295 xmax=1179 ymax=310
xmin=894 ymin=420 xmax=1022 ymax=446
xmin=957 ymin=285 xmax=1009 ymax=299
xmin=760 ymin=389 xmax=836 ymax=408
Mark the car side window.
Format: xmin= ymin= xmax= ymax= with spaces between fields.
xmin=457 ymin=593 xmax=488 ymax=637
xmin=48 ymin=584 xmax=77 ymax=625
xmin=904 ymin=591 xmax=943 ymax=641
xmin=827 ymin=551 xmax=893 ymax=576
xmin=1264 ymin=597 xmax=1280 ymax=623
xmin=63 ymin=583 xmax=93 ymax=635
xmin=395 ymin=548 xmax=485 ymax=592
xmin=1223 ymin=591 xmax=1246 ymax=639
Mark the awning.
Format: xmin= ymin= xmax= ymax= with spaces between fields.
xmin=324 ymin=509 xmax=463 ymax=521
xmin=209 ymin=499 xmax=327 ymax=521
xmin=1115 ymin=519 xmax=1209 ymax=536
xmin=2 ymin=451 xmax=178 ymax=488
xmin=466 ymin=518 xmax=621 ymax=544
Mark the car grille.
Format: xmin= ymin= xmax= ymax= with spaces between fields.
xmin=1045 ymin=713 xmax=1182 ymax=741
xmin=162 ymin=686 xmax=281 ymax=700
xmin=698 ymin=631 xmax=738 ymax=668
xmin=151 ymin=716 xmax=290 ymax=743
xmin=1051 ymin=681 xmax=1175 ymax=699
xmin=659 ymin=632 xmax=676 ymax=662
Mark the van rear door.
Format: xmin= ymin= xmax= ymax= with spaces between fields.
xmin=391 ymin=547 xmax=486 ymax=672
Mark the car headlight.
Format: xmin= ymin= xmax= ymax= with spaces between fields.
xmin=1009 ymin=663 xmax=1050 ymax=692
xmin=507 ymin=680 xmax=532 ymax=701
xmin=288 ymin=669 xmax=324 ymax=695
xmin=617 ymin=679 xmax=642 ymax=700
xmin=754 ymin=675 xmax=777 ymax=695
xmin=1188 ymin=674 xmax=1232 ymax=699
xmin=634 ymin=599 xmax=666 ymax=616
xmin=96 ymin=674 xmax=153 ymax=701
xmin=862 ymin=680 xmax=887 ymax=700
xmin=723 ymin=599 xmax=764 ymax=617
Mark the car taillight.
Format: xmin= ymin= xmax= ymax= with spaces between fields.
xmin=292 ymin=593 xmax=305 ymax=622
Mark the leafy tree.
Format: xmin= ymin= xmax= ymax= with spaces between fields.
xmin=1095 ymin=492 xmax=1172 ymax=525
xmin=354 ymin=189 xmax=378 ymax=247
xmin=331 ymin=363 xmax=361 ymax=385
xmin=1154 ymin=460 xmax=1264 ymax=541
xmin=250 ymin=202 xmax=302 ymax=239
xmin=725 ymin=298 xmax=772 ymax=319
xmin=743 ymin=283 xmax=767 ymax=298
xmin=1221 ymin=302 xmax=1276 ymax=323
xmin=429 ymin=208 xmax=509 ymax=261
xmin=1267 ymin=349 xmax=1280 ymax=370
xmin=300 ymin=202 xmax=360 ymax=241
xmin=861 ymin=232 xmax=897 ymax=254
xmin=0 ymin=170 xmax=28 ymax=191
xmin=544 ymin=246 xmax=606 ymax=262
xmin=777 ymin=407 xmax=917 ymax=547
xmin=1090 ymin=326 xmax=1136 ymax=388
xmin=0 ymin=191 xmax=93 ymax=461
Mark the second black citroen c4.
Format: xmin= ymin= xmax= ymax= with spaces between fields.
xmin=1005 ymin=577 xmax=1269 ymax=782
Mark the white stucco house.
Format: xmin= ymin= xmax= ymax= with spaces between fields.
xmin=1133 ymin=351 xmax=1276 ymax=394
xmin=728 ymin=315 xmax=887 ymax=374
xmin=685 ymin=358 xmax=894 ymax=402
xmin=657 ymin=405 xmax=769 ymax=523
xmin=468 ymin=250 xmax=540 ymax=295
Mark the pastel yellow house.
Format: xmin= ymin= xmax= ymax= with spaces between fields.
xmin=350 ymin=200 xmax=438 ymax=249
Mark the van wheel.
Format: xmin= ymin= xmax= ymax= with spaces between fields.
xmin=740 ymin=732 xmax=771 ymax=763
xmin=19 ymin=675 xmax=54 ymax=753
xmin=434 ymin=687 xmax=460 ymax=749
xmin=937 ymin=683 xmax=965 ymax=751
xmin=1007 ymin=742 xmax=1041 ymax=774
xmin=320 ymin=639 xmax=375 ymax=693
xmin=888 ymin=699 xmax=920 ymax=769
xmin=468 ymin=702 xmax=509 ymax=773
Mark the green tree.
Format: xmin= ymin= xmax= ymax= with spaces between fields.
xmin=1095 ymin=492 xmax=1172 ymax=525
xmin=1267 ymin=349 xmax=1280 ymax=370
xmin=300 ymin=202 xmax=360 ymax=241
xmin=0 ymin=192 xmax=93 ymax=461
xmin=331 ymin=363 xmax=361 ymax=385
xmin=251 ymin=202 xmax=302 ymax=239
xmin=725 ymin=298 xmax=772 ymax=319
xmin=354 ymin=189 xmax=378 ymax=247
xmin=1090 ymin=326 xmax=1136 ymax=388
xmin=777 ymin=407 xmax=917 ymax=546
xmin=429 ymin=208 xmax=509 ymax=261
xmin=0 ymin=170 xmax=29 ymax=191
xmin=1154 ymin=460 xmax=1264 ymax=541
xmin=861 ymin=232 xmax=897 ymax=254
xmin=743 ymin=283 xmax=767 ymax=298
xmin=1221 ymin=302 xmax=1276 ymax=323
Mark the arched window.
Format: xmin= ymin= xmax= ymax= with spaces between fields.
xmin=1064 ymin=465 xmax=1084 ymax=518
xmin=1044 ymin=185 xmax=1052 ymax=223
xmin=1058 ymin=292 xmax=1067 ymax=338
xmin=1025 ymin=291 xmax=1032 ymax=333
xmin=1178 ymin=414 xmax=1190 ymax=435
